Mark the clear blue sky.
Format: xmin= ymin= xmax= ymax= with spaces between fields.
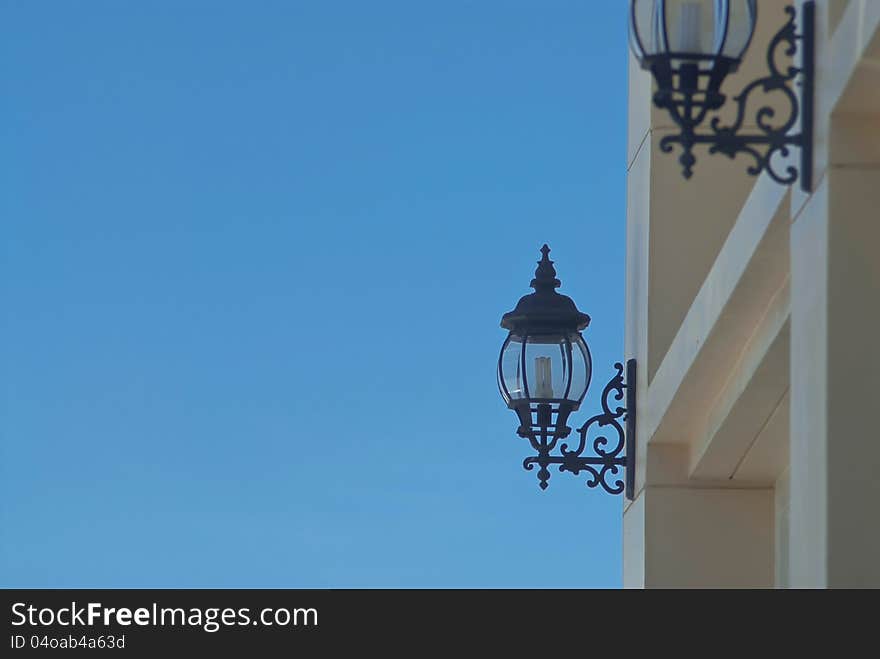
xmin=2 ymin=1 xmax=628 ymax=587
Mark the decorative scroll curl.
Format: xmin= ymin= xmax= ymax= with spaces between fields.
xmin=521 ymin=363 xmax=630 ymax=494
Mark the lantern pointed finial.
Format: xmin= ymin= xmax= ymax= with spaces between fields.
xmin=531 ymin=244 xmax=561 ymax=292
xmin=500 ymin=243 xmax=590 ymax=333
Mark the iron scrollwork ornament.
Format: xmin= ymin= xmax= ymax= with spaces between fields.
xmin=654 ymin=3 xmax=814 ymax=192
xmin=522 ymin=360 xmax=636 ymax=497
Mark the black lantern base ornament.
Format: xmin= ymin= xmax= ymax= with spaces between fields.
xmin=629 ymin=1 xmax=815 ymax=192
xmin=521 ymin=360 xmax=637 ymax=498
xmin=497 ymin=246 xmax=636 ymax=499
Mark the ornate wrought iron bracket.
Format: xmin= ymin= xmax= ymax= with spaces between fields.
xmin=655 ymin=3 xmax=815 ymax=192
xmin=522 ymin=359 xmax=637 ymax=499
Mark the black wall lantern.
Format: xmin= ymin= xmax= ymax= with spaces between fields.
xmin=629 ymin=1 xmax=815 ymax=191
xmin=497 ymin=245 xmax=636 ymax=499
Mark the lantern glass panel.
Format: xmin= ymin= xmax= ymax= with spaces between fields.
xmin=664 ymin=0 xmax=718 ymax=55
xmin=498 ymin=330 xmax=593 ymax=405
xmin=631 ymin=0 xmax=657 ymax=56
xmin=524 ymin=335 xmax=571 ymax=401
xmin=499 ymin=334 xmax=526 ymax=403
xmin=632 ymin=0 xmax=729 ymax=58
xmin=722 ymin=0 xmax=757 ymax=59
xmin=568 ymin=333 xmax=592 ymax=405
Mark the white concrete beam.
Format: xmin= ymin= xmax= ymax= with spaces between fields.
xmin=735 ymin=391 xmax=790 ymax=484
xmin=645 ymin=175 xmax=789 ymax=448
xmin=689 ymin=283 xmax=791 ymax=482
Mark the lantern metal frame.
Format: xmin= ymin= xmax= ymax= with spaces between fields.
xmin=498 ymin=245 xmax=636 ymax=499
xmin=630 ymin=1 xmax=815 ymax=191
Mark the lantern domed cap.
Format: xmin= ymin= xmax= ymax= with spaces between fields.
xmin=500 ymin=244 xmax=590 ymax=334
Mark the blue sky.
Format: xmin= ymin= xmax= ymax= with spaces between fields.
xmin=1 ymin=1 xmax=628 ymax=587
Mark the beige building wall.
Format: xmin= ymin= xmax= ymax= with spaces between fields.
xmin=623 ymin=0 xmax=880 ymax=588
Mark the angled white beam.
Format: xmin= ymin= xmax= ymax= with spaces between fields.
xmin=644 ymin=174 xmax=789 ymax=448
xmin=689 ymin=280 xmax=790 ymax=481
